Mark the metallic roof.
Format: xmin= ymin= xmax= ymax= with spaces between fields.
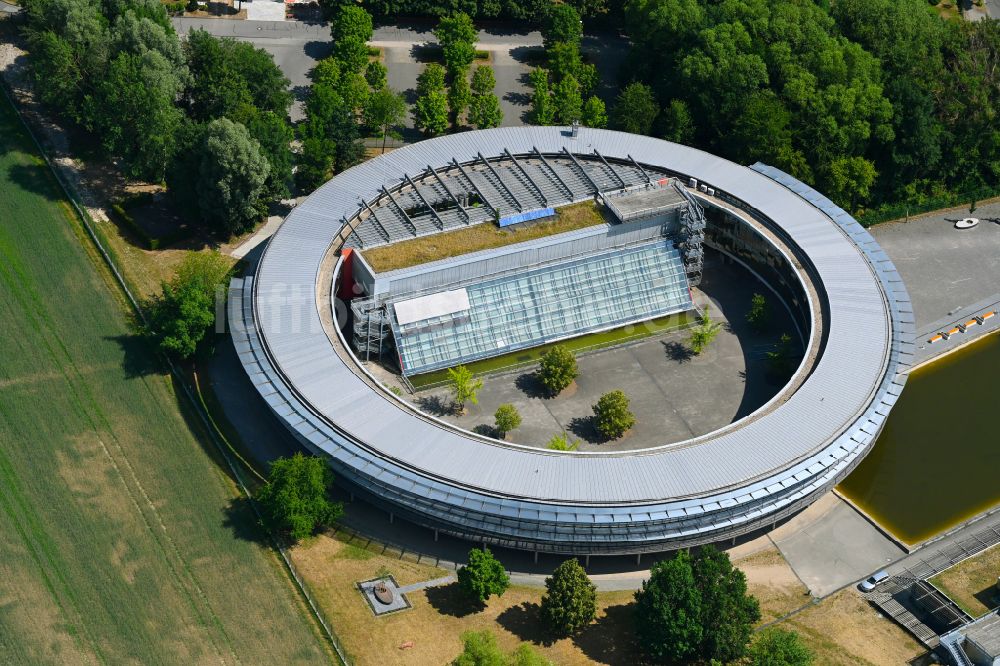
xmin=244 ymin=127 xmax=912 ymax=521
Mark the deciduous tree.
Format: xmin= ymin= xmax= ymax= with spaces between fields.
xmin=529 ymin=68 xmax=556 ymax=126
xmin=447 ymin=364 xmax=483 ymax=412
xmin=611 ymin=82 xmax=659 ymax=135
xmin=540 ymin=559 xmax=597 ymax=635
xmin=363 ymin=87 xmax=407 ymax=153
xmin=537 ymin=345 xmax=577 ymax=394
xmin=581 ymin=96 xmax=607 ymax=128
xmin=748 ymin=628 xmax=814 ymax=666
xmin=592 ymin=390 xmax=635 ymax=440
xmin=435 ymin=12 xmax=477 ymax=77
xmin=493 ymin=404 xmax=521 ymax=439
xmin=147 ymin=251 xmax=231 ymax=359
xmin=256 ymin=453 xmax=343 ymax=542
xmin=457 ymin=548 xmax=509 ymax=603
xmin=634 ymin=550 xmax=703 ymax=664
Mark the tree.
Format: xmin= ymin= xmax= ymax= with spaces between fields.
xmin=91 ymin=50 xmax=183 ymax=181
xmin=592 ymin=390 xmax=635 ymax=440
xmin=746 ymin=292 xmax=769 ymax=332
xmin=660 ymin=99 xmax=695 ymax=144
xmin=822 ymin=156 xmax=878 ymax=212
xmin=690 ymin=545 xmax=760 ymax=662
xmin=528 ymin=68 xmax=556 ymax=126
xmin=540 ymin=559 xmax=597 ymax=635
xmin=537 ymin=345 xmax=577 ymax=394
xmin=748 ymin=628 xmax=813 ymax=666
xmin=365 ymin=60 xmax=387 ymax=90
xmin=331 ymin=5 xmax=373 ymax=73
xmin=581 ymin=96 xmax=607 ymax=128
xmin=195 ymin=118 xmax=271 ymax=235
xmin=448 ymin=72 xmax=471 ymax=127
xmin=414 ymin=64 xmax=449 ymax=135
xmin=546 ymin=433 xmax=579 ymax=451
xmin=447 ymin=365 xmax=483 ymax=412
xmin=494 ymin=404 xmax=522 ymax=439
xmin=688 ymin=308 xmax=722 ymax=355
xmin=245 ymin=110 xmax=294 ymax=199
xmin=296 ymin=134 xmax=336 ymax=191
xmin=147 ymin=251 xmax=230 ymax=359
xmin=435 ymin=13 xmax=477 ymax=77
xmin=256 ymin=453 xmax=343 ymax=542
xmin=468 ymin=91 xmax=503 ymax=129
xmin=363 ymin=87 xmax=407 ymax=153
xmin=634 ymin=550 xmax=703 ymax=664
xmin=544 ymin=4 xmax=582 ymax=49
xmin=457 ymin=548 xmax=509 ymax=603
xmin=553 ymin=74 xmax=583 ymax=124
xmin=611 ymin=82 xmax=659 ymax=135
xmin=470 ymin=64 xmax=496 ymax=95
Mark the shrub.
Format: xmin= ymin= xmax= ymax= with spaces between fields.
xmin=540 ymin=559 xmax=597 ymax=635
xmin=146 ymin=251 xmax=231 ymax=358
xmin=451 ymin=631 xmax=552 ymax=666
xmin=767 ymin=333 xmax=796 ymax=377
xmin=748 ymin=628 xmax=814 ymax=665
xmin=256 ymin=453 xmax=343 ymax=542
xmin=537 ymin=345 xmax=577 ymax=394
xmin=457 ymin=548 xmax=509 ymax=603
xmin=546 ymin=433 xmax=579 ymax=451
xmin=746 ymin=292 xmax=770 ymax=332
xmin=688 ymin=307 xmax=722 ymax=355
xmin=592 ymin=390 xmax=635 ymax=440
xmin=494 ymin=403 xmax=522 ymax=438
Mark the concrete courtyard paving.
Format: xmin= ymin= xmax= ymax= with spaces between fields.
xmin=409 ymin=253 xmax=797 ymax=451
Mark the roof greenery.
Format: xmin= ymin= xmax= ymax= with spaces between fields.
xmin=360 ymin=201 xmax=607 ymax=273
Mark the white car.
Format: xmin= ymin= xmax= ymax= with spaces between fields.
xmin=859 ymin=570 xmax=889 ymax=592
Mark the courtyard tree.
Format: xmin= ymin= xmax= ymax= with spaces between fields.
xmin=540 ymin=558 xmax=597 ymax=635
xmin=363 ymin=87 xmax=407 ymax=153
xmin=611 ymin=82 xmax=659 ymax=135
xmin=634 ymin=549 xmax=703 ymax=664
xmin=688 ymin=307 xmax=722 ymax=355
xmin=494 ymin=403 xmax=522 ymax=439
xmin=147 ymin=251 xmax=231 ymax=359
xmin=746 ymin=292 xmax=770 ymax=332
xmin=581 ymin=96 xmax=607 ymax=128
xmin=748 ymin=628 xmax=814 ymax=666
xmin=592 ymin=390 xmax=635 ymax=440
xmin=447 ymin=365 xmax=483 ymax=412
xmin=537 ymin=345 xmax=577 ymax=394
xmin=457 ymin=547 xmax=509 ymax=603
xmin=257 ymin=452 xmax=344 ymax=542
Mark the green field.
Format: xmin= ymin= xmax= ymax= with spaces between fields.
xmin=0 ymin=96 xmax=330 ymax=662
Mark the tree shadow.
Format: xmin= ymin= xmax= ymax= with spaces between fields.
xmin=105 ymin=333 xmax=161 ymax=378
xmin=495 ymin=602 xmax=556 ymax=646
xmin=514 ymin=372 xmax=549 ymax=399
xmin=409 ymin=43 xmax=441 ymax=63
xmin=303 ymin=40 xmax=332 ymax=61
xmin=291 ymin=84 xmax=311 ymax=103
xmin=402 ymin=86 xmax=419 ymax=105
xmin=7 ymin=162 xmax=56 ymax=199
xmin=424 ymin=582 xmax=482 ymax=618
xmin=662 ymin=340 xmax=694 ymax=363
xmin=572 ymin=603 xmax=639 ymax=666
xmin=567 ymin=416 xmax=604 ymax=444
xmin=472 ymin=424 xmax=497 ymax=437
xmin=503 ymin=90 xmax=531 ymax=107
xmin=415 ymin=393 xmax=454 ymax=416
xmin=221 ymin=495 xmax=270 ymax=545
xmin=510 ymin=45 xmax=545 ymax=66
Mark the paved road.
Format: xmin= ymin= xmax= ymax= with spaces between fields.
xmin=171 ymin=16 xmax=627 ymax=125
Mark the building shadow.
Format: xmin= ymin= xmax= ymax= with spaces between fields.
xmin=974 ymin=585 xmax=999 ymax=610
xmin=424 ymin=582 xmax=482 ymax=618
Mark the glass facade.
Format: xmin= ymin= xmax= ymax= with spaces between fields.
xmin=392 ymin=240 xmax=694 ymax=375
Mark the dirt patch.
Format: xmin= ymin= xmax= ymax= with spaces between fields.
xmin=778 ymin=589 xmax=927 ymax=666
xmin=732 ymin=546 xmax=811 ymax=624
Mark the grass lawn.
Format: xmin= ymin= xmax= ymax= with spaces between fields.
xmin=360 ymin=200 xmax=608 ymax=273
xmin=930 ymin=544 xmax=1000 ymax=617
xmin=0 ymin=95 xmax=330 ymax=663
xmin=407 ymin=310 xmax=695 ymax=389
